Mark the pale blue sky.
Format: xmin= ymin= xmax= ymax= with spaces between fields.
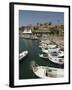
xmin=19 ymin=10 xmax=64 ymax=27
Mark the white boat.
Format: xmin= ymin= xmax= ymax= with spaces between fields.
xmin=41 ymin=43 xmax=60 ymax=53
xmin=32 ymin=65 xmax=64 ymax=78
xmin=57 ymin=51 xmax=64 ymax=57
xmin=39 ymin=43 xmax=48 ymax=49
xmin=40 ymin=49 xmax=64 ymax=58
xmin=39 ymin=53 xmax=48 ymax=59
xmin=39 ymin=45 xmax=43 ymax=48
xmin=19 ymin=50 xmax=28 ymax=60
xmin=49 ymin=56 xmax=64 ymax=65
xmin=48 ymin=44 xmax=57 ymax=49
xmin=48 ymin=52 xmax=64 ymax=64
xmin=48 ymin=51 xmax=64 ymax=58
xmin=39 ymin=46 xmax=48 ymax=49
xmin=39 ymin=51 xmax=64 ymax=64
xmin=41 ymin=48 xmax=62 ymax=56
xmin=40 ymin=40 xmax=50 ymax=45
xmin=42 ymin=49 xmax=48 ymax=53
xmin=48 ymin=48 xmax=60 ymax=53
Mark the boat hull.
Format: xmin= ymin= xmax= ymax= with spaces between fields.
xmin=32 ymin=66 xmax=64 ymax=78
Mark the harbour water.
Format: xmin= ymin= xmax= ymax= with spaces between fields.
xmin=19 ymin=38 xmax=64 ymax=79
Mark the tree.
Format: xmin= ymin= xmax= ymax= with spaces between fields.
xmin=48 ymin=22 xmax=52 ymax=25
xmin=60 ymin=24 xmax=64 ymax=30
xmin=19 ymin=26 xmax=25 ymax=32
xmin=40 ymin=23 xmax=43 ymax=26
xmin=50 ymin=26 xmax=59 ymax=35
xmin=33 ymin=26 xmax=39 ymax=30
xmin=44 ymin=22 xmax=48 ymax=27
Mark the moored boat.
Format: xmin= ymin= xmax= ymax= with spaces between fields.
xmin=39 ymin=53 xmax=48 ymax=59
xmin=48 ymin=56 xmax=64 ymax=65
xmin=50 ymin=51 xmax=64 ymax=58
xmin=19 ymin=50 xmax=28 ymax=60
xmin=39 ymin=50 xmax=64 ymax=65
xmin=48 ymin=44 xmax=57 ymax=49
xmin=48 ymin=48 xmax=60 ymax=53
xmin=41 ymin=49 xmax=48 ymax=53
xmin=31 ymin=61 xmax=64 ymax=78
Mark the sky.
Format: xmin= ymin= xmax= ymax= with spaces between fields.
xmin=19 ymin=10 xmax=64 ymax=27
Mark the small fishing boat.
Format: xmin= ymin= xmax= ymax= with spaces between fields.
xmin=41 ymin=48 xmax=63 ymax=57
xmin=48 ymin=52 xmax=64 ymax=64
xmin=48 ymin=57 xmax=64 ymax=65
xmin=48 ymin=44 xmax=57 ymax=49
xmin=19 ymin=50 xmax=28 ymax=60
xmin=39 ymin=40 xmax=50 ymax=45
xmin=39 ymin=43 xmax=48 ymax=49
xmin=39 ymin=53 xmax=48 ymax=59
xmin=39 ymin=45 xmax=48 ymax=49
xmin=39 ymin=51 xmax=64 ymax=65
xmin=41 ymin=49 xmax=48 ymax=53
xmin=50 ymin=51 xmax=64 ymax=58
xmin=31 ymin=61 xmax=64 ymax=78
xmin=48 ymin=48 xmax=60 ymax=53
